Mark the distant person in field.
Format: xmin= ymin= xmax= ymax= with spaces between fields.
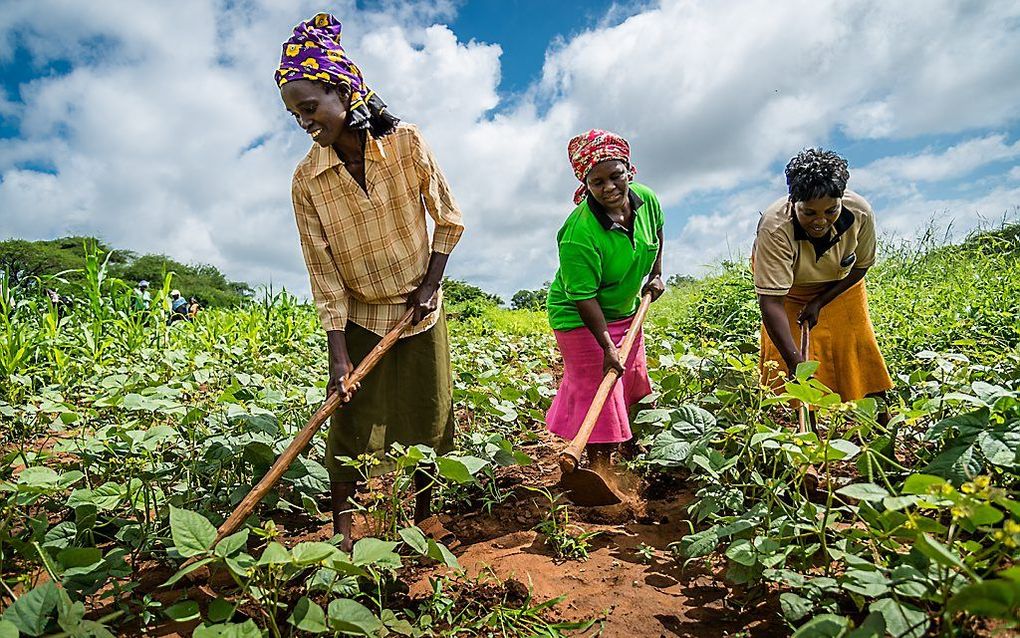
xmin=753 ymin=148 xmax=893 ymax=422
xmin=277 ymin=13 xmax=464 ymax=551
xmin=133 ymin=280 xmax=151 ymax=311
xmin=188 ymin=296 xmax=201 ymax=320
xmin=545 ymin=130 xmax=666 ymax=471
xmin=168 ymin=289 xmax=189 ymax=323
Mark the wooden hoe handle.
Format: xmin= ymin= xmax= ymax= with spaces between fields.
xmin=796 ymin=324 xmax=811 ymax=434
xmin=212 ymin=308 xmax=415 ymax=546
xmin=559 ymin=294 xmax=653 ymax=474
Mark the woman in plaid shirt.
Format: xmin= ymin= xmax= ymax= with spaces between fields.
xmin=277 ymin=13 xmax=465 ymax=550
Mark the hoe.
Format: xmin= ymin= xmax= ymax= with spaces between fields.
xmin=556 ymin=293 xmax=652 ymax=507
xmin=211 ymin=309 xmax=414 ymax=547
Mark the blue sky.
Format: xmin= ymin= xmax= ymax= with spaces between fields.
xmin=1 ymin=1 xmax=1019 ymax=299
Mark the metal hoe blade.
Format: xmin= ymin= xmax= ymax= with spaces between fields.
xmin=558 ymin=467 xmax=622 ymax=507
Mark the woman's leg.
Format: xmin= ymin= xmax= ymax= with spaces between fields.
xmin=413 ymin=466 xmax=433 ymax=524
xmin=331 ymin=481 xmax=359 ymax=552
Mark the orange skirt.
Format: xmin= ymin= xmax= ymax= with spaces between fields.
xmin=759 ymin=280 xmax=893 ymax=401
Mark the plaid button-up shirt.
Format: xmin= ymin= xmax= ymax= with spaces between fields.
xmin=291 ymin=123 xmax=464 ymax=337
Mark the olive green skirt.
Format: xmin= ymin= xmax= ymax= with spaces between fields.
xmin=324 ymin=309 xmax=455 ymax=482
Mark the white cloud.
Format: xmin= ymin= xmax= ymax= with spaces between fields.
xmin=1 ymin=0 xmax=1019 ymax=300
xmin=853 ymin=135 xmax=1020 ymax=197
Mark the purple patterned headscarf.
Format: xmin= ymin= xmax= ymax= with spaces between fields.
xmin=275 ymin=13 xmax=395 ymax=134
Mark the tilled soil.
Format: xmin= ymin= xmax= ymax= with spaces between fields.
xmin=401 ymin=431 xmax=784 ymax=638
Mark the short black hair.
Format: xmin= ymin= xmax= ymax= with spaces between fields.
xmin=785 ymin=148 xmax=850 ymax=202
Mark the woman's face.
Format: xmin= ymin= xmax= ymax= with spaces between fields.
xmin=793 ymin=196 xmax=842 ymax=238
xmin=585 ymin=160 xmax=630 ymax=209
xmin=281 ymin=80 xmax=350 ymax=147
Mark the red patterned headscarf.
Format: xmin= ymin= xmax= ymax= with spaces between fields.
xmin=567 ymin=129 xmax=637 ymax=204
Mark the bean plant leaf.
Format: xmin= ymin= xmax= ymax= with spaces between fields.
xmin=169 ymin=506 xmax=216 ymax=558
xmin=791 ymin=614 xmax=849 ymax=637
xmin=207 ymin=598 xmax=236 ymax=623
xmin=924 ymin=408 xmax=989 ymax=442
xmin=398 ymin=527 xmax=429 ymax=555
xmin=352 ymin=538 xmax=401 ymax=567
xmin=779 ymin=592 xmax=813 ymax=622
xmin=214 ymin=529 xmax=249 ymax=558
xmin=327 ymin=599 xmax=383 ymax=636
xmin=948 ymin=579 xmax=1020 ymax=619
xmin=3 ymin=581 xmax=60 ymax=636
xmin=902 ymin=474 xmax=946 ymax=495
xmin=0 ymin=620 xmax=19 ymax=638
xmin=916 ymin=534 xmax=966 ymax=572
xmin=426 ymin=539 xmax=461 ymax=569
xmin=435 ymin=457 xmax=473 ymax=484
xmin=258 ymin=542 xmax=291 ymax=565
xmin=847 ymin=612 xmax=886 ymax=638
xmin=292 ymin=542 xmax=339 ymax=566
xmin=725 ymin=539 xmax=756 ymax=567
xmin=165 ymin=600 xmax=200 ymax=622
xmin=288 ymin=597 xmax=328 ymax=634
xmin=836 ymin=483 xmax=890 ymax=502
xmin=162 ymin=557 xmax=215 ymax=588
xmin=17 ymin=467 xmax=60 ymax=489
xmin=668 ymin=405 xmax=717 ymax=436
xmin=645 ymin=431 xmax=694 ymax=467
xmin=869 ymin=598 xmax=928 ymax=638
xmin=192 ymin=620 xmax=263 ymax=638
xmin=794 ymin=360 xmax=820 ymax=381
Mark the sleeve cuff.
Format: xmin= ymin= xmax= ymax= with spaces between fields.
xmin=754 ymin=286 xmax=790 ymax=296
xmin=432 ymin=227 xmax=464 ymax=254
xmin=317 ymin=302 xmax=348 ymax=331
xmin=564 ymin=291 xmax=598 ymax=302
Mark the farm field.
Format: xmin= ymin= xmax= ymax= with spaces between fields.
xmin=2 ymin=225 xmax=1020 ymax=637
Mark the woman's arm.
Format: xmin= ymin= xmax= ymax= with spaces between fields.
xmin=406 ymin=251 xmax=449 ymax=324
xmin=326 ymin=330 xmax=357 ymax=402
xmin=409 ymin=125 xmax=463 ymax=324
xmin=293 ymin=177 xmax=356 ymax=402
xmin=798 ymin=267 xmax=868 ymax=327
xmin=575 ymin=298 xmax=625 ymax=375
xmin=759 ymin=294 xmax=803 ymax=373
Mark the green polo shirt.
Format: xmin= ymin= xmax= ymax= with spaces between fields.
xmin=546 ymin=182 xmax=663 ymax=331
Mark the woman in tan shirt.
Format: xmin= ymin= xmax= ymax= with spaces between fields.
xmin=277 ymin=13 xmax=464 ymax=550
xmin=753 ymin=149 xmax=893 ymax=419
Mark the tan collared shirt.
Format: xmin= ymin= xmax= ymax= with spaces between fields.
xmin=291 ymin=123 xmax=464 ymax=336
xmin=752 ymin=190 xmax=877 ymax=296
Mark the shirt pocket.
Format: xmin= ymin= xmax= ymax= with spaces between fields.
xmin=838 ymin=251 xmax=857 ymax=278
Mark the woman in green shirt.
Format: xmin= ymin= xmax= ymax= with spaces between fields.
xmin=546 ymin=129 xmax=666 ymax=470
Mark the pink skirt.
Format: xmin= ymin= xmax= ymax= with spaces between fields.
xmin=546 ymin=315 xmax=652 ymax=444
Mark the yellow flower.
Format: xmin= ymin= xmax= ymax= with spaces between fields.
xmin=961 ymin=482 xmax=976 ymax=494
xmin=1004 ymin=520 xmax=1020 ymax=535
xmin=301 ymin=58 xmax=319 ymax=69
xmin=285 ymin=44 xmax=302 ymax=57
xmin=314 ymin=13 xmax=330 ymax=27
xmin=974 ymin=476 xmax=991 ymax=490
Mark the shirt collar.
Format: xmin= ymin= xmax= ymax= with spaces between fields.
xmin=792 ymin=204 xmax=856 ymax=260
xmin=309 ymin=133 xmax=387 ymax=177
xmin=586 ymin=187 xmax=645 ymax=231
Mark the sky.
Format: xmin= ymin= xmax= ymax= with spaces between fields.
xmin=1 ymin=0 xmax=1019 ymax=300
